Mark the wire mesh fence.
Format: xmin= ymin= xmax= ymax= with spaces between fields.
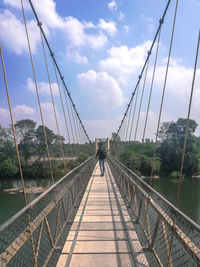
xmin=0 ymin=156 xmax=95 ymax=267
xmin=108 ymin=156 xmax=200 ymax=266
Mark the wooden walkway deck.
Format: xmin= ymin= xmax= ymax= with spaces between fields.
xmin=57 ymin=162 xmax=148 ymax=267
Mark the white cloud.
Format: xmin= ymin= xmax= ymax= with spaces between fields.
xmin=0 ymin=105 xmax=36 ymax=126
xmin=0 ymin=103 xmax=70 ymax=141
xmin=100 ymin=41 xmax=152 ymax=85
xmin=0 ymin=107 xmax=10 ymax=125
xmin=26 ymin=78 xmax=59 ymax=96
xmin=108 ymin=0 xmax=117 ymax=11
xmin=118 ymin=12 xmax=124 ymax=21
xmin=40 ymin=102 xmax=68 ymax=140
xmin=123 ymin=25 xmax=130 ymax=34
xmin=67 ymin=48 xmax=88 ymax=64
xmin=98 ymin=19 xmax=117 ymax=36
xmin=84 ymin=118 xmax=119 ymax=140
xmin=77 ymin=70 xmax=126 ymax=111
xmin=1 ymin=1 xmax=108 ymax=55
xmin=151 ymin=59 xmax=200 ymax=114
xmin=64 ymin=16 xmax=107 ymax=50
xmin=13 ymin=105 xmax=35 ymax=115
xmin=0 ymin=10 xmax=40 ymax=54
xmin=3 ymin=0 xmax=62 ymax=28
xmin=134 ymin=58 xmax=200 ymax=138
xmin=3 ymin=0 xmax=31 ymax=10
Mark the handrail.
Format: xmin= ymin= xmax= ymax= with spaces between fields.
xmin=107 ymin=155 xmax=200 ymax=266
xmin=108 ymin=155 xmax=200 ymax=231
xmin=0 ymin=156 xmax=96 ymax=266
xmin=0 ymin=155 xmax=94 ymax=232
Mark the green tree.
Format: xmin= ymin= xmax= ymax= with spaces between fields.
xmin=158 ymin=118 xmax=199 ymax=177
xmin=15 ymin=119 xmax=36 ymax=164
xmin=35 ymin=125 xmax=65 ymax=160
xmin=0 ymin=138 xmax=18 ymax=179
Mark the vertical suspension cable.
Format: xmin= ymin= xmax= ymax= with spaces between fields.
xmin=123 ymin=103 xmax=131 ymax=142
xmin=134 ymin=58 xmax=150 ymax=142
xmin=176 ymin=29 xmax=200 ymax=207
xmin=150 ymin=0 xmax=179 ymax=186
xmin=0 ymin=41 xmax=37 ymax=266
xmin=122 ymin=109 xmax=129 ymax=142
xmin=129 ymin=81 xmax=140 ymax=141
xmin=0 ymin=42 xmax=28 ymax=205
xmin=76 ymin=115 xmax=83 ymax=144
xmin=125 ymin=100 xmax=133 ymax=141
xmin=52 ymin=59 xmax=74 ymax=160
xmin=74 ymin=108 xmax=82 ymax=144
xmin=138 ymin=28 xmax=162 ymax=172
xmin=80 ymin=122 xmax=86 ymax=145
xmin=39 ymin=28 xmax=67 ymax=172
xmin=118 ymin=126 xmax=123 ymax=154
xmin=27 ymin=0 xmax=91 ymax=145
xmin=167 ymin=30 xmax=200 ymax=266
xmin=121 ymin=115 xmax=127 ymax=153
xmin=63 ymin=85 xmax=75 ymax=144
xmin=111 ymin=0 xmax=172 ymax=152
xmin=70 ymin=101 xmax=79 ymax=144
xmin=20 ymin=0 xmax=54 ymax=184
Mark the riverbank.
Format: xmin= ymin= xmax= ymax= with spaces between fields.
xmin=3 ymin=186 xmax=47 ymax=194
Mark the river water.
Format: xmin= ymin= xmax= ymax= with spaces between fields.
xmin=0 ymin=177 xmax=200 ymax=226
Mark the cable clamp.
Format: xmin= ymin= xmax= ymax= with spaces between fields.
xmin=159 ymin=18 xmax=164 ymax=24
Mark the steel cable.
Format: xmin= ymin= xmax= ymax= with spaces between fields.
xmin=20 ymin=0 xmax=54 ymax=184
xmin=111 ymin=0 xmax=172 ymax=149
xmin=125 ymin=100 xmax=133 ymax=141
xmin=150 ymin=0 xmax=179 ymax=186
xmin=134 ymin=58 xmax=150 ymax=142
xmin=70 ymin=101 xmax=79 ymax=145
xmin=176 ymin=29 xmax=200 ymax=207
xmin=40 ymin=28 xmax=67 ymax=172
xmin=138 ymin=28 xmax=162 ymax=172
xmin=62 ymin=84 xmax=76 ymax=144
xmin=27 ymin=0 xmax=91 ymax=144
xmin=52 ymin=60 xmax=74 ymax=159
xmin=129 ymin=82 xmax=140 ymax=141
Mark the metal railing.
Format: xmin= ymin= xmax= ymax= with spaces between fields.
xmin=107 ymin=156 xmax=200 ymax=266
xmin=0 ymin=156 xmax=96 ymax=267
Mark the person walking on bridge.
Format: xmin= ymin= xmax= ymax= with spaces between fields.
xmin=95 ymin=142 xmax=107 ymax=176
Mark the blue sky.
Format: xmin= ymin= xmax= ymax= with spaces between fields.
xmin=0 ymin=0 xmax=200 ymax=141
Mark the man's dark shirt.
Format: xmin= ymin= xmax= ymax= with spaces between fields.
xmin=96 ymin=148 xmax=106 ymax=159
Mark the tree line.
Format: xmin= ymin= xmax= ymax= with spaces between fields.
xmin=0 ymin=119 xmax=94 ymax=180
xmin=1 ymin=117 xmax=200 ymax=181
xmin=112 ymin=118 xmax=200 ymax=178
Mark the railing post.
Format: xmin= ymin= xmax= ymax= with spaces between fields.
xmin=136 ymin=196 xmax=143 ymax=222
xmin=150 ymin=214 xmax=160 ymax=249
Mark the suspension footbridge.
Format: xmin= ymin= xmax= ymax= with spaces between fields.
xmin=0 ymin=0 xmax=200 ymax=266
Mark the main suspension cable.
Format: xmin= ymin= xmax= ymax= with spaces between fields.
xmin=27 ymin=0 xmax=91 ymax=144
xmin=111 ymin=0 xmax=172 ymax=148
xmin=150 ymin=0 xmax=179 ymax=186
xmin=40 ymin=28 xmax=67 ymax=172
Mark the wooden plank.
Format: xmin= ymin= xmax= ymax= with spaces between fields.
xmin=57 ymin=162 xmax=149 ymax=267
